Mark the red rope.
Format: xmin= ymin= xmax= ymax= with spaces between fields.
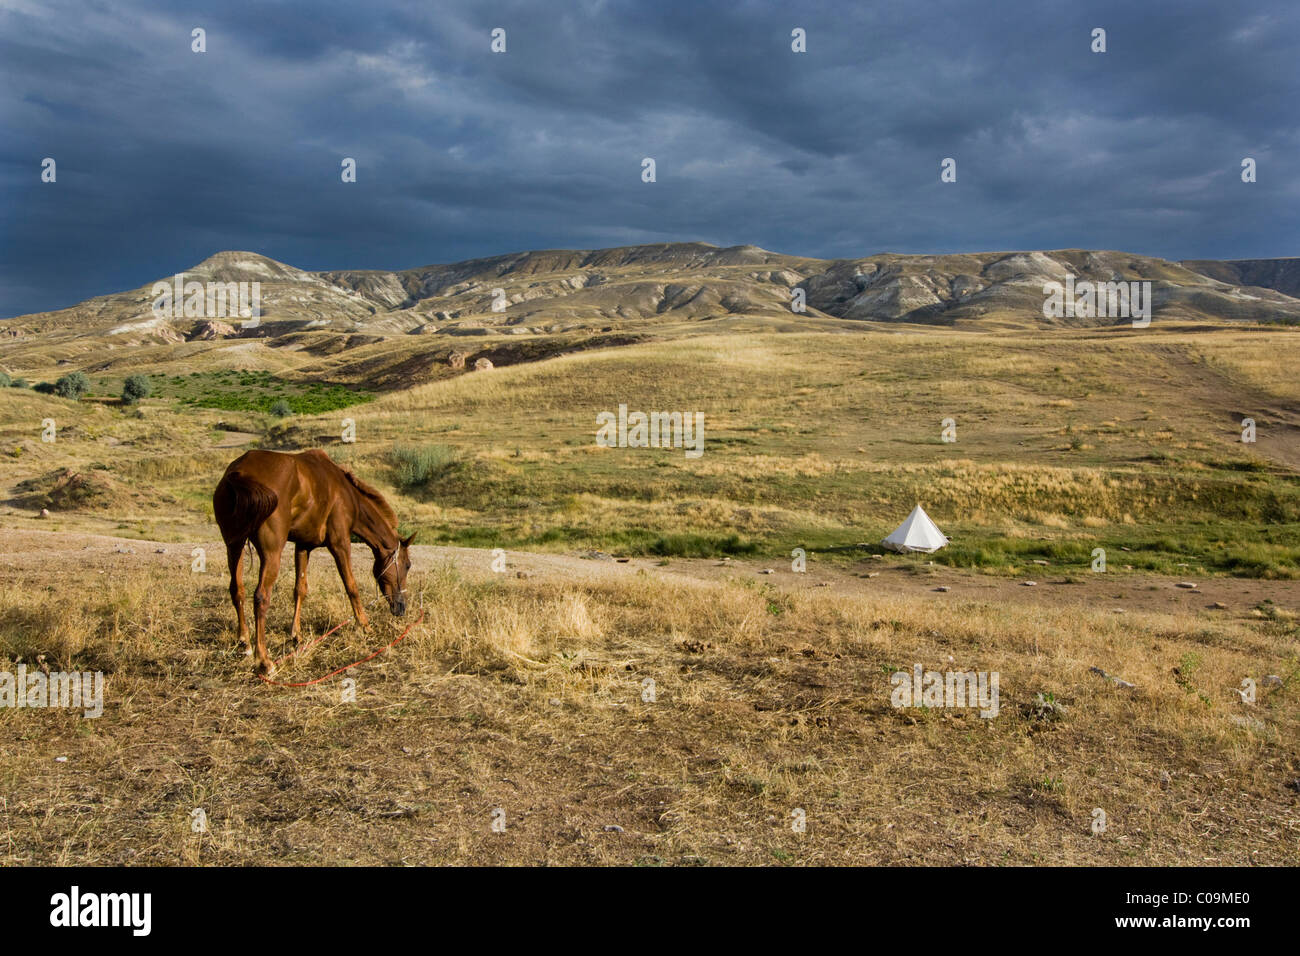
xmin=257 ymin=609 xmax=425 ymax=687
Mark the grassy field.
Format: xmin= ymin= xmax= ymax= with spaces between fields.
xmin=4 ymin=327 xmax=1297 ymax=575
xmin=2 ymin=325 xmax=1298 ymax=865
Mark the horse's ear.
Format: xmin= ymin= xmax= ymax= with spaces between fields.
xmin=401 ymin=532 xmax=417 ymax=548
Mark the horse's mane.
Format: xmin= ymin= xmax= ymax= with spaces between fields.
xmin=340 ymin=467 xmax=398 ymax=528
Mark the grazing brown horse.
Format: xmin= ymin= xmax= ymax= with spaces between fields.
xmin=213 ymin=449 xmax=414 ymax=675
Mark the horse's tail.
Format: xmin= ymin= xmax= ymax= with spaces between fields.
xmin=214 ymin=471 xmax=278 ymax=545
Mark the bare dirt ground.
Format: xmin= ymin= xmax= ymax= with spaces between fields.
xmin=4 ymin=528 xmax=1297 ymax=623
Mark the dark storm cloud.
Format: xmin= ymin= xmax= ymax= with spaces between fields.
xmin=1 ymin=0 xmax=1297 ymax=316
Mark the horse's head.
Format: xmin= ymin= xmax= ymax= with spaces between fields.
xmin=374 ymin=532 xmax=415 ymax=616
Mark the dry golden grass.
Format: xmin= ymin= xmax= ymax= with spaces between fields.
xmin=1 ymin=550 xmax=1296 ymax=865
xmin=2 ymin=324 xmax=1298 ymax=864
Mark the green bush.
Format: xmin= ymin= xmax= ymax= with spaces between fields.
xmin=269 ymin=399 xmax=292 ymax=418
xmin=121 ymin=374 xmax=151 ymax=405
xmin=0 ymin=372 xmax=10 ymax=387
xmin=54 ymin=371 xmax=89 ymax=400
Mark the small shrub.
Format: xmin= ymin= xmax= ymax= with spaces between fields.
xmin=1029 ymin=692 xmax=1068 ymax=723
xmin=54 ymin=372 xmax=89 ymax=400
xmin=391 ymin=444 xmax=459 ymax=488
xmin=121 ymin=374 xmax=151 ymax=405
xmin=269 ymin=399 xmax=292 ymax=418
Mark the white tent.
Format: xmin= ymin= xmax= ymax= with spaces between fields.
xmin=882 ymin=504 xmax=949 ymax=553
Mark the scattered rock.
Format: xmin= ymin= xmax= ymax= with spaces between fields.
xmin=1022 ymin=581 xmax=1037 ymax=587
xmin=1089 ymin=665 xmax=1136 ymax=690
xmin=447 ymin=351 xmax=468 ymax=370
xmin=758 ymin=568 xmax=774 ymax=574
xmin=1176 ymin=582 xmax=1198 ymax=589
xmin=39 ymin=508 xmax=49 ymax=518
xmin=473 ymin=357 xmax=494 ymax=371
xmin=1261 ymin=675 xmax=1284 ymax=688
xmin=1032 ymin=559 xmax=1048 ymax=566
xmin=1210 ymin=601 xmax=1228 ymax=610
xmin=934 ymin=586 xmax=950 ymax=592
xmin=603 ymin=825 xmax=624 ymax=833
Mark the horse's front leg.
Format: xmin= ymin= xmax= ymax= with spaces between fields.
xmin=327 ymin=539 xmax=369 ymax=628
xmin=290 ymin=545 xmax=311 ymax=644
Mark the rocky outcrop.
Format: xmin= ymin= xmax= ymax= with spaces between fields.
xmin=187 ymin=319 xmax=239 ymax=341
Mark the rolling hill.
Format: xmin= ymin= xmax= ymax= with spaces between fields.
xmin=4 ymin=244 xmax=1300 ymax=391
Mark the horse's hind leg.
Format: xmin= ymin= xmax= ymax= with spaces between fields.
xmin=226 ymin=540 xmax=251 ymax=656
xmin=252 ymin=543 xmax=283 ymax=676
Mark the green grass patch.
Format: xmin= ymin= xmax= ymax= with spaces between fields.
xmin=151 ymin=370 xmax=373 ymax=415
xmin=390 ymin=444 xmax=461 ymax=489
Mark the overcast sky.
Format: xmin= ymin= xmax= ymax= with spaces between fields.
xmin=2 ymin=0 xmax=1297 ymax=317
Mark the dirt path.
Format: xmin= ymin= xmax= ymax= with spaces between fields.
xmin=1137 ymin=341 xmax=1300 ymax=471
xmin=2 ymin=527 xmax=1295 ymax=624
